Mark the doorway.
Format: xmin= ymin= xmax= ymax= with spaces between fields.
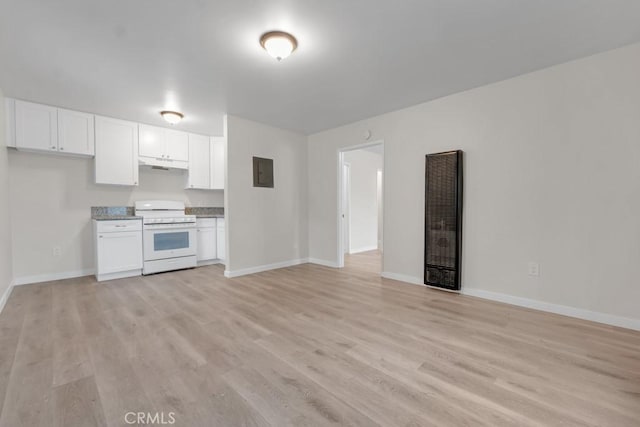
xmin=337 ymin=141 xmax=384 ymax=271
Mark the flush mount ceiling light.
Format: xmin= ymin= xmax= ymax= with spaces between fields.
xmin=160 ymin=110 xmax=184 ymax=125
xmin=260 ymin=31 xmax=298 ymax=61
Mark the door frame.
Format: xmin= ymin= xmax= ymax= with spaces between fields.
xmin=342 ymin=162 xmax=352 ymax=255
xmin=337 ymin=140 xmax=384 ymax=268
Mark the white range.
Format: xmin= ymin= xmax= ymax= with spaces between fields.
xmin=135 ymin=200 xmax=198 ymax=275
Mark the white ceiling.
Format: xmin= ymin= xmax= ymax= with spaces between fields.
xmin=2 ymin=1 xmax=640 ymax=136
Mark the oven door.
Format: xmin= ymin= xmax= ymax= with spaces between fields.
xmin=143 ymin=226 xmax=196 ymax=261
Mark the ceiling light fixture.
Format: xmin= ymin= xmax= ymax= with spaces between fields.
xmin=260 ymin=31 xmax=298 ymax=61
xmin=160 ymin=110 xmax=184 ymax=125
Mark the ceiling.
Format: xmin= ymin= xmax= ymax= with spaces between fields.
xmin=2 ymin=1 xmax=640 ymax=136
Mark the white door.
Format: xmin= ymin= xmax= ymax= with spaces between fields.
xmin=138 ymin=124 xmax=166 ymax=159
xmin=216 ymin=219 xmax=225 ymax=261
xmin=210 ymin=137 xmax=225 ymax=190
xmin=187 ymin=134 xmax=210 ymax=189
xmin=197 ymin=227 xmax=217 ymax=261
xmin=95 ymin=116 xmax=139 ymax=186
xmin=97 ymin=231 xmax=143 ymax=274
xmin=57 ymin=109 xmax=95 ymax=156
xmin=15 ymin=100 xmax=58 ymax=152
xmin=342 ymin=163 xmax=351 ymax=254
xmin=165 ymin=129 xmax=189 ymax=162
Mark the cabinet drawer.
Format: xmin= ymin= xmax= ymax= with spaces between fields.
xmin=95 ymin=219 xmax=142 ymax=233
xmin=196 ymin=218 xmax=217 ymax=228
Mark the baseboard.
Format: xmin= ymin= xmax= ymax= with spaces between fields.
xmin=307 ymin=258 xmax=341 ymax=268
xmin=462 ymin=288 xmax=640 ymax=331
xmin=381 ymin=271 xmax=423 ymax=285
xmin=197 ymin=259 xmax=223 ymax=267
xmin=381 ymin=271 xmax=640 ymax=331
xmin=0 ymin=279 xmax=14 ymax=315
xmin=224 ymin=259 xmax=308 ymax=278
xmin=14 ymin=269 xmax=95 ymax=286
xmin=349 ymin=245 xmax=379 ymax=254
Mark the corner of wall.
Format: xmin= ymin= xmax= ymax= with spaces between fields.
xmin=0 ymin=87 xmax=15 ymax=313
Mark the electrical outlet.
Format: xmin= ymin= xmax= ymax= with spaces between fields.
xmin=528 ymin=262 xmax=540 ymax=277
xmin=53 ymin=246 xmax=62 ymax=257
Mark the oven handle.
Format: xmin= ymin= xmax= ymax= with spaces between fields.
xmin=144 ymin=225 xmax=196 ymax=231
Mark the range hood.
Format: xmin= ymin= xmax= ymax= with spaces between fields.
xmin=138 ymin=156 xmax=188 ymax=170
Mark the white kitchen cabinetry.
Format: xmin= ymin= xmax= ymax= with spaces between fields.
xmin=139 ymin=124 xmax=188 ymax=169
xmin=165 ymin=129 xmax=189 ymax=162
xmin=196 ymin=218 xmax=217 ymax=264
xmin=187 ymin=134 xmax=210 ymax=189
xmin=138 ymin=124 xmax=165 ymax=159
xmin=13 ymin=100 xmax=95 ymax=156
xmin=216 ymin=218 xmax=226 ymax=262
xmin=95 ymin=116 xmax=139 ymax=186
xmin=57 ymin=108 xmax=95 ymax=156
xmin=94 ymin=219 xmax=143 ymax=281
xmin=210 ymin=137 xmax=225 ymax=190
xmin=15 ymin=100 xmax=58 ymax=152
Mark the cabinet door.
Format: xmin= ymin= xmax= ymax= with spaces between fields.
xmin=97 ymin=231 xmax=143 ymax=274
xmin=15 ymin=100 xmax=58 ymax=152
xmin=210 ymin=137 xmax=225 ymax=190
xmin=95 ymin=116 xmax=139 ymax=186
xmin=187 ymin=134 xmax=210 ymax=189
xmin=165 ymin=129 xmax=189 ymax=161
xmin=216 ymin=220 xmax=225 ymax=261
xmin=57 ymin=109 xmax=95 ymax=156
xmin=138 ymin=124 xmax=166 ymax=159
xmin=197 ymin=227 xmax=217 ymax=261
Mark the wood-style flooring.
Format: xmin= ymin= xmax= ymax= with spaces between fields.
xmin=0 ymin=251 xmax=639 ymax=426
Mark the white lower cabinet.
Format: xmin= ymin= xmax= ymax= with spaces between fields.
xmin=216 ymin=218 xmax=226 ymax=262
xmin=94 ymin=219 xmax=143 ymax=281
xmin=196 ymin=218 xmax=217 ymax=262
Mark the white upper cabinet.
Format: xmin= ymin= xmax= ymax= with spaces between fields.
xmin=139 ymin=124 xmax=165 ymax=159
xmin=210 ymin=136 xmax=225 ymax=190
xmin=13 ymin=100 xmax=95 ymax=156
xmin=15 ymin=100 xmax=58 ymax=152
xmin=138 ymin=124 xmax=188 ymax=168
xmin=57 ymin=108 xmax=95 ymax=156
xmin=165 ymin=129 xmax=189 ymax=162
xmin=95 ymin=116 xmax=139 ymax=186
xmin=187 ymin=133 xmax=210 ymax=189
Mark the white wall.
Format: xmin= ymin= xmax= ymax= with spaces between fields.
xmin=225 ymin=115 xmax=308 ymax=274
xmin=343 ymin=149 xmax=382 ymax=253
xmin=308 ymin=42 xmax=640 ymax=324
xmin=8 ymin=151 xmax=223 ymax=280
xmin=0 ymin=89 xmax=13 ymax=309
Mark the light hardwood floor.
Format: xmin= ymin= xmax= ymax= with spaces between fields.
xmin=0 ymin=251 xmax=639 ymax=426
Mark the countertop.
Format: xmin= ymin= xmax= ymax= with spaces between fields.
xmin=91 ymin=206 xmax=224 ymax=220
xmin=92 ymin=215 xmax=142 ymax=221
